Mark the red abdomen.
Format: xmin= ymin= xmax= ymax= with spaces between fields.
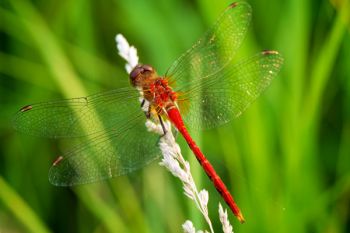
xmin=166 ymin=107 xmax=245 ymax=223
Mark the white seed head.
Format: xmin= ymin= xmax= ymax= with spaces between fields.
xmin=198 ymin=190 xmax=209 ymax=207
xmin=115 ymin=33 xmax=139 ymax=73
xmin=145 ymin=120 xmax=164 ymax=135
xmin=219 ymin=203 xmax=234 ymax=233
xmin=159 ymin=154 xmax=187 ymax=182
xmin=182 ymin=220 xmax=196 ymax=233
xmin=183 ymin=185 xmax=195 ymax=200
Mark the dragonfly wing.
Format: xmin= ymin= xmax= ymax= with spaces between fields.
xmin=49 ymin=115 xmax=161 ymax=186
xmin=166 ymin=2 xmax=251 ymax=84
xmin=178 ymin=51 xmax=284 ymax=129
xmin=13 ymin=87 xmax=141 ymax=138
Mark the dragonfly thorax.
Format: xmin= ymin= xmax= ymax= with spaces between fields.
xmin=149 ymin=78 xmax=177 ymax=109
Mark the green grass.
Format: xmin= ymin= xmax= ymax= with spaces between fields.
xmin=0 ymin=0 xmax=349 ymax=232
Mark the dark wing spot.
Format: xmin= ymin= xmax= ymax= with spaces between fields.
xmin=53 ymin=156 xmax=64 ymax=166
xmin=262 ymin=50 xmax=279 ymax=55
xmin=20 ymin=105 xmax=33 ymax=112
xmin=229 ymin=2 xmax=239 ymax=8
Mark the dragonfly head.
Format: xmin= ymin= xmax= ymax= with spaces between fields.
xmin=130 ymin=64 xmax=156 ymax=88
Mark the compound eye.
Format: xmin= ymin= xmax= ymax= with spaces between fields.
xmin=130 ymin=67 xmax=142 ymax=80
xmin=142 ymin=64 xmax=154 ymax=72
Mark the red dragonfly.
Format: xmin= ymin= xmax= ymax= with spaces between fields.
xmin=13 ymin=2 xmax=283 ymax=223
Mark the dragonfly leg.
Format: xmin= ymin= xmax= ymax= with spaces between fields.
xmin=158 ymin=115 xmax=167 ymax=135
xmin=140 ymin=99 xmax=145 ymax=108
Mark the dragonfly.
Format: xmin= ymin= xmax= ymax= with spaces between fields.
xmin=13 ymin=2 xmax=283 ymax=223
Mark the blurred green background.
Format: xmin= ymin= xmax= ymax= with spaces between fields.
xmin=0 ymin=0 xmax=349 ymax=232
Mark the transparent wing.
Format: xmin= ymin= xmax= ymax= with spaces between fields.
xmin=166 ymin=2 xmax=252 ymax=84
xmin=13 ymin=87 xmax=141 ymax=138
xmin=14 ymin=87 xmax=161 ymax=185
xmin=49 ymin=116 xmax=160 ymax=186
xmin=176 ymin=51 xmax=284 ymax=129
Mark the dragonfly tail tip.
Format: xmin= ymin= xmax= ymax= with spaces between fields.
xmin=237 ymin=211 xmax=245 ymax=224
